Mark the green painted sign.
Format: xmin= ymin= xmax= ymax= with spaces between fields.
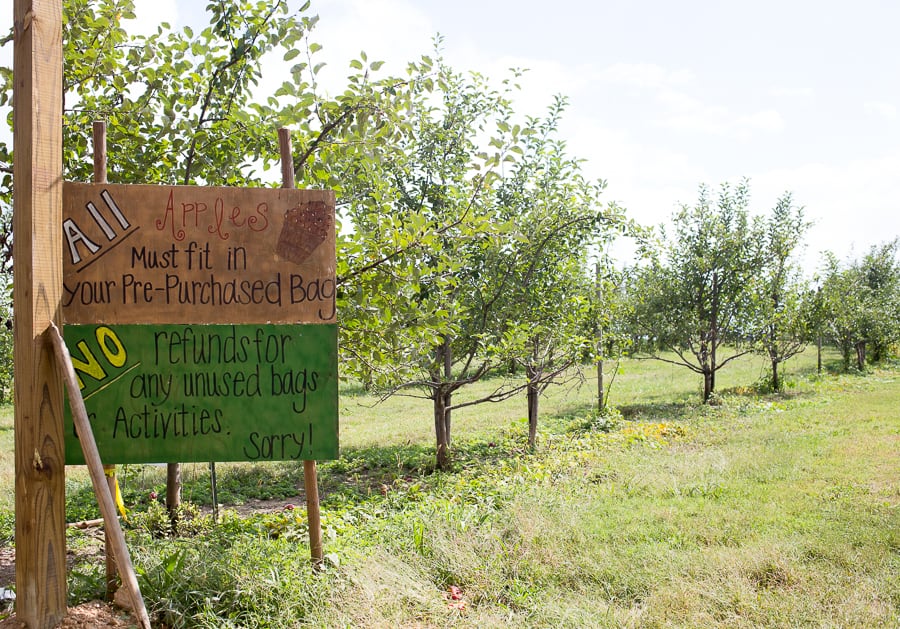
xmin=63 ymin=323 xmax=338 ymax=464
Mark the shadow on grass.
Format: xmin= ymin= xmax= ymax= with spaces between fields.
xmin=318 ymin=433 xmax=540 ymax=503
xmin=338 ymin=380 xmax=372 ymax=398
xmin=65 ymin=438 xmax=538 ymax=520
xmin=617 ymin=400 xmax=698 ymax=422
xmin=60 ymin=435 xmax=540 ymax=520
xmin=65 ymin=462 xmax=313 ymax=522
xmin=318 ymin=442 xmax=435 ymax=501
xmin=617 ymin=383 xmax=825 ymax=422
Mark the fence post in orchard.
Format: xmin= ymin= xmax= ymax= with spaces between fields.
xmin=91 ymin=120 xmax=124 ymax=601
xmin=279 ymin=127 xmax=325 ymax=567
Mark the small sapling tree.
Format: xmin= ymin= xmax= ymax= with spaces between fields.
xmin=629 ymin=180 xmax=764 ymax=402
xmin=751 ymin=192 xmax=810 ymax=392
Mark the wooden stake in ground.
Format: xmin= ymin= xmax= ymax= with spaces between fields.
xmin=13 ymin=1 xmax=67 ymax=625
xmin=279 ymin=127 xmax=324 ymax=567
xmin=303 ymin=459 xmax=324 ymax=565
xmin=92 ymin=120 xmax=121 ymax=601
xmin=47 ymin=323 xmax=152 ymax=629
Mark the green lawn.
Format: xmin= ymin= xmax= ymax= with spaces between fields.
xmin=1 ymin=348 xmax=898 ymax=627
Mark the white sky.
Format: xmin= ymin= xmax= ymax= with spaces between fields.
xmin=6 ymin=0 xmax=900 ymax=273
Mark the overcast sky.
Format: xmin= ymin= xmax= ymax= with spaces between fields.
xmin=7 ymin=1 xmax=899 ymax=273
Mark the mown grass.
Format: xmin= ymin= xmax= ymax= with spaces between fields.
xmin=2 ymin=348 xmax=899 ymax=627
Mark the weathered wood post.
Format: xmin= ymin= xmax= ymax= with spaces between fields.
xmin=13 ymin=0 xmax=67 ymax=625
xmin=91 ymin=120 xmax=121 ymax=601
xmin=278 ymin=127 xmax=324 ymax=567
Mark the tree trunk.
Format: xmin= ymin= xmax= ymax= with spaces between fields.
xmin=442 ymin=338 xmax=452 ymax=446
xmin=855 ymin=341 xmax=866 ymax=371
xmin=433 ymin=391 xmax=449 ymax=470
xmin=771 ymin=357 xmax=780 ymax=392
xmin=699 ymin=339 xmax=711 ymax=402
xmin=526 ymin=365 xmax=539 ymax=448
xmin=840 ymin=337 xmax=852 ymax=371
xmin=597 ymin=357 xmax=605 ymax=412
xmin=430 ymin=338 xmax=454 ymax=470
xmin=817 ymin=334 xmax=822 ymax=374
xmin=870 ymin=337 xmax=885 ymax=363
xmin=166 ymin=462 xmax=181 ymax=531
xmin=707 ymin=272 xmax=719 ymax=402
xmin=595 ymin=315 xmax=605 ymax=412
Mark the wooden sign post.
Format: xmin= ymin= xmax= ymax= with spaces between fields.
xmin=279 ymin=128 xmax=324 ymax=566
xmin=13 ymin=0 xmax=68 ymax=626
xmin=92 ymin=120 xmax=123 ymax=601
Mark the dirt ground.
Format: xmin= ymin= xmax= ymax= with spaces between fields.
xmin=0 ymin=601 xmax=139 ymax=628
xmin=0 ymin=541 xmax=139 ymax=627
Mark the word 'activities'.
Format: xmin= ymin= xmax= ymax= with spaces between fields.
xmin=61 ymin=183 xmax=338 ymax=464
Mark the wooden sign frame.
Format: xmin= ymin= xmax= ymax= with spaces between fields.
xmin=61 ymin=182 xmax=340 ymax=465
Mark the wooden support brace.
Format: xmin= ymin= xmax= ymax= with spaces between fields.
xmin=47 ymin=323 xmax=152 ymax=629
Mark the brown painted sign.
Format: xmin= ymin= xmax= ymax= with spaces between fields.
xmin=62 ymin=183 xmax=336 ymax=325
